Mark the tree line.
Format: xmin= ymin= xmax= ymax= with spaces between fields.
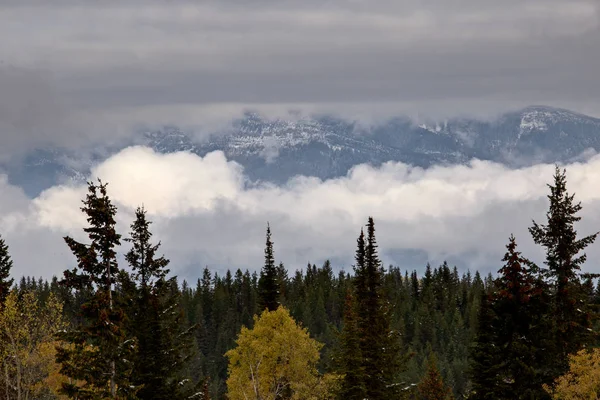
xmin=0 ymin=166 xmax=599 ymax=399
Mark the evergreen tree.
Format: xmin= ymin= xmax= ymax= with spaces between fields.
xmin=352 ymin=217 xmax=404 ymax=399
xmin=55 ymin=180 xmax=135 ymax=399
xmin=337 ymin=290 xmax=366 ymax=400
xmin=125 ymin=207 xmax=195 ymax=399
xmin=258 ymin=223 xmax=279 ymax=312
xmin=0 ymin=234 xmax=14 ymax=306
xmin=470 ymin=292 xmax=501 ymax=399
xmin=417 ymin=354 xmax=454 ymax=400
xmin=471 ymin=235 xmax=550 ymax=399
xmin=529 ymin=166 xmax=598 ymax=376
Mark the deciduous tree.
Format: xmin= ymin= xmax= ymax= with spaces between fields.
xmin=543 ymin=348 xmax=600 ymax=399
xmin=0 ymin=291 xmax=66 ymax=399
xmin=226 ymin=306 xmax=338 ymax=400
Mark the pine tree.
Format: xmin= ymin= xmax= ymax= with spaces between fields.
xmin=350 ymin=217 xmax=404 ymax=399
xmin=529 ymin=166 xmax=598 ymax=377
xmin=258 ymin=223 xmax=279 ymax=312
xmin=470 ymin=292 xmax=501 ymax=399
xmin=337 ymin=290 xmax=366 ymax=400
xmin=471 ymin=235 xmax=550 ymax=399
xmin=417 ymin=354 xmax=454 ymax=400
xmin=55 ymin=180 xmax=135 ymax=399
xmin=125 ymin=207 xmax=195 ymax=399
xmin=0 ymin=234 xmax=14 ymax=306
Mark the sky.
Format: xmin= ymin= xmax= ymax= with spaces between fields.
xmin=1 ymin=0 xmax=600 ymax=280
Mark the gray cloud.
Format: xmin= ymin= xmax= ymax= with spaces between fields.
xmin=0 ymin=0 xmax=599 ymax=153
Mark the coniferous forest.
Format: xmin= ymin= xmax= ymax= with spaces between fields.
xmin=1 ymin=166 xmax=600 ymax=399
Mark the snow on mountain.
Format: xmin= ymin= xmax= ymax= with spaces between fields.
xmin=5 ymin=106 xmax=600 ymax=197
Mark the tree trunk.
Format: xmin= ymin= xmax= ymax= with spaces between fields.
xmin=5 ymin=362 xmax=10 ymax=400
xmin=110 ymin=360 xmax=116 ymax=398
xmin=107 ymin=257 xmax=116 ymax=398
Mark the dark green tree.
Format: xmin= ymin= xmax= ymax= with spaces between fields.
xmin=529 ymin=166 xmax=598 ymax=376
xmin=258 ymin=223 xmax=279 ymax=312
xmin=350 ymin=217 xmax=405 ymax=399
xmin=0 ymin=234 xmax=14 ymax=306
xmin=56 ymin=180 xmax=135 ymax=399
xmin=470 ymin=235 xmax=550 ymax=399
xmin=125 ymin=207 xmax=195 ymax=399
xmin=336 ymin=290 xmax=366 ymax=400
xmin=470 ymin=292 xmax=501 ymax=399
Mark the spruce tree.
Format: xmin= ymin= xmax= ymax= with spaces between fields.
xmin=337 ymin=290 xmax=366 ymax=400
xmin=125 ymin=207 xmax=195 ymax=399
xmin=56 ymin=180 xmax=135 ymax=399
xmin=258 ymin=223 xmax=279 ymax=311
xmin=471 ymin=235 xmax=550 ymax=399
xmin=348 ymin=217 xmax=404 ymax=399
xmin=417 ymin=354 xmax=454 ymax=400
xmin=529 ymin=166 xmax=598 ymax=376
xmin=470 ymin=292 xmax=501 ymax=399
xmin=0 ymin=234 xmax=14 ymax=306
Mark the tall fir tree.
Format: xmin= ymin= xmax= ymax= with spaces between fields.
xmin=124 ymin=207 xmax=196 ymax=399
xmin=470 ymin=235 xmax=550 ymax=399
xmin=0 ymin=234 xmax=14 ymax=306
xmin=346 ymin=217 xmax=404 ymax=399
xmin=529 ymin=166 xmax=598 ymax=377
xmin=55 ymin=180 xmax=135 ymax=399
xmin=258 ymin=223 xmax=279 ymax=312
xmin=336 ymin=290 xmax=366 ymax=400
xmin=470 ymin=292 xmax=502 ymax=399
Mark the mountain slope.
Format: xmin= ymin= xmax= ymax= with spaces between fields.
xmin=5 ymin=106 xmax=600 ymax=196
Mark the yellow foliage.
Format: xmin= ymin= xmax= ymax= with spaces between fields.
xmin=226 ymin=306 xmax=339 ymax=400
xmin=0 ymin=291 xmax=69 ymax=399
xmin=544 ymin=348 xmax=600 ymax=399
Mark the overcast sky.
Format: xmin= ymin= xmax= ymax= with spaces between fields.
xmin=1 ymin=0 xmax=600 ymax=150
xmin=1 ymin=0 xmax=600 ymax=280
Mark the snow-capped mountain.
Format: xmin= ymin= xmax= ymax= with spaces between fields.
xmin=5 ymin=106 xmax=600 ymax=197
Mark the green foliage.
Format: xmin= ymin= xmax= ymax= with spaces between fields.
xmin=341 ymin=218 xmax=407 ymax=399
xmin=123 ymin=207 xmax=196 ymax=400
xmin=0 ymin=233 xmax=14 ymax=306
xmin=3 ymin=168 xmax=597 ymax=399
xmin=529 ymin=166 xmax=599 ymax=378
xmin=258 ymin=223 xmax=279 ymax=312
xmin=55 ymin=180 xmax=136 ymax=399
xmin=336 ymin=291 xmax=366 ymax=400
xmin=470 ymin=236 xmax=551 ymax=399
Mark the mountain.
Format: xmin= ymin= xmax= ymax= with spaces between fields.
xmin=5 ymin=106 xmax=600 ymax=197
xmin=144 ymin=105 xmax=600 ymax=182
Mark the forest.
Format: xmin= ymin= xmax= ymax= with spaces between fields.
xmin=1 ymin=165 xmax=599 ymax=399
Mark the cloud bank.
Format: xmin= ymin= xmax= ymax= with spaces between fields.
xmin=2 ymin=146 xmax=600 ymax=282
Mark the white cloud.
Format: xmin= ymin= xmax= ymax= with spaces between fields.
xmin=1 ymin=146 xmax=600 ymax=281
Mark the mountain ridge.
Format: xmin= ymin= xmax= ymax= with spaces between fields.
xmin=5 ymin=105 xmax=600 ymax=196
